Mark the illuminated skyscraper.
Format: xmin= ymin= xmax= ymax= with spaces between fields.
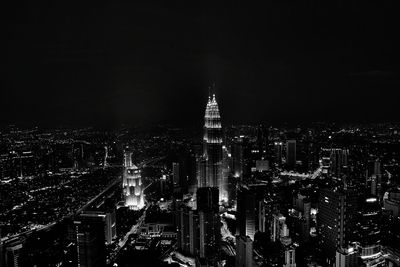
xmin=355 ymin=196 xmax=385 ymax=266
xmin=202 ymin=94 xmax=227 ymax=202
xmin=123 ymin=151 xmax=144 ymax=210
xmin=318 ymin=186 xmax=359 ymax=265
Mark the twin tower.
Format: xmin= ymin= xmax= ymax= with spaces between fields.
xmin=200 ymin=94 xmax=228 ymax=202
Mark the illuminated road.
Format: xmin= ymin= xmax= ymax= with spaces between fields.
xmin=77 ymin=176 xmax=121 ymax=213
xmin=118 ymin=206 xmax=148 ymax=248
xmin=138 ymin=156 xmax=166 ymax=168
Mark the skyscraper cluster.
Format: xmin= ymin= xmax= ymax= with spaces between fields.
xmin=176 ymin=94 xmax=225 ymax=266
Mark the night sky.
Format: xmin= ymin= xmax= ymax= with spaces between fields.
xmin=2 ymin=2 xmax=400 ymax=127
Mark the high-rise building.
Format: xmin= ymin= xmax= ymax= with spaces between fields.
xmin=383 ymin=189 xmax=400 ymax=217
xmin=197 ymin=187 xmax=220 ymax=262
xmin=78 ymin=210 xmax=116 ymax=245
xmin=318 ymin=186 xmax=359 ymax=264
xmin=236 ymin=187 xmax=256 ymax=240
xmin=172 ymin=162 xmax=182 ymax=194
xmin=373 ymin=158 xmax=381 ymax=176
xmin=330 ymin=149 xmax=349 ymax=177
xmin=177 ymin=207 xmax=200 ymax=256
xmin=283 ymin=246 xmax=296 ymax=267
xmin=286 ymin=140 xmax=296 ymax=169
xmin=232 ymin=139 xmax=244 ymax=179
xmin=73 ymin=215 xmax=106 ymax=267
xmin=271 ymin=214 xmax=297 ymax=267
xmin=320 ymin=148 xmax=349 ymax=177
xmin=222 ymin=145 xmax=231 ymax=201
xmin=235 ymin=236 xmax=253 ymax=267
xmin=370 ymin=159 xmax=382 ymax=197
xmin=289 ymin=192 xmax=311 ymax=243
xmin=173 ymin=162 xmax=180 ymax=186
xmin=355 ymin=196 xmax=385 ymax=266
xmin=335 ymin=246 xmax=358 ymax=267
xmin=122 ymin=151 xmax=144 ymax=210
xmin=202 ymin=94 xmax=226 ymax=201
xmin=197 ymin=156 xmax=207 ymax=188
xmin=197 ymin=187 xmax=219 ymax=213
xmin=237 ymin=185 xmax=267 ymax=240
xmin=255 ymin=160 xmax=269 ymax=172
xmin=274 ymin=141 xmax=283 ymax=166
xmin=3 ymin=238 xmax=23 ymax=267
xmin=187 ymin=150 xmax=199 ymax=195
xmin=257 ymin=124 xmax=268 ymax=160
xmin=271 ymin=213 xmax=287 ymax=242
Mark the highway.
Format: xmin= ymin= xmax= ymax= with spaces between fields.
xmin=77 ymin=176 xmax=121 ymax=213
xmin=111 ymin=204 xmax=149 ymax=262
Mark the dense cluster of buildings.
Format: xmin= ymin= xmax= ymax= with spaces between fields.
xmin=172 ymin=95 xmax=400 ymax=267
xmin=1 ymin=95 xmax=400 ymax=267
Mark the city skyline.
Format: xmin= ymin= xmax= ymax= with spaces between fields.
xmin=2 ymin=2 xmax=400 ymax=267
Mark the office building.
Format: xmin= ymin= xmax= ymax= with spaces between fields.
xmin=255 ymin=160 xmax=269 ymax=172
xmin=383 ymin=190 xmax=400 ymax=217
xmin=235 ymin=235 xmax=253 ymax=267
xmin=335 ymin=246 xmax=358 ymax=267
xmin=79 ymin=210 xmax=116 ymax=245
xmin=237 ymin=185 xmax=267 ymax=240
xmin=320 ymin=148 xmax=349 ymax=177
xmin=236 ymin=187 xmax=256 ymax=240
xmin=274 ymin=142 xmax=283 ymax=166
xmin=177 ymin=207 xmax=200 ymax=256
xmin=74 ymin=214 xmax=106 ymax=267
xmin=232 ymin=138 xmax=243 ymax=179
xmin=197 ymin=187 xmax=220 ymax=261
xmin=197 ymin=187 xmax=219 ymax=213
xmin=202 ymin=94 xmax=226 ymax=201
xmin=123 ymin=151 xmax=144 ymax=210
xmin=173 ymin=162 xmax=180 ymax=187
xmin=283 ymin=246 xmax=296 ymax=267
xmin=318 ymin=186 xmax=359 ymax=265
xmin=3 ymin=238 xmax=23 ymax=267
xmin=286 ymin=140 xmax=296 ymax=169
xmin=330 ymin=149 xmax=349 ymax=177
xmin=256 ymin=124 xmax=268 ymax=160
xmin=355 ymin=196 xmax=385 ymax=266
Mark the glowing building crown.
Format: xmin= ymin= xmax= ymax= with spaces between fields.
xmin=204 ymin=94 xmax=221 ymax=128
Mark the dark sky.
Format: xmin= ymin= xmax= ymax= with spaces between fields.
xmin=1 ymin=2 xmax=400 ymax=127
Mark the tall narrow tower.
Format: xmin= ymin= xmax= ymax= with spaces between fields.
xmin=202 ymin=94 xmax=227 ymax=201
xmin=123 ymin=151 xmax=144 ymax=210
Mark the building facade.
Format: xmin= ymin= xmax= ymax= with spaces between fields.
xmin=123 ymin=151 xmax=144 ymax=210
xmin=202 ymin=94 xmax=227 ymax=202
